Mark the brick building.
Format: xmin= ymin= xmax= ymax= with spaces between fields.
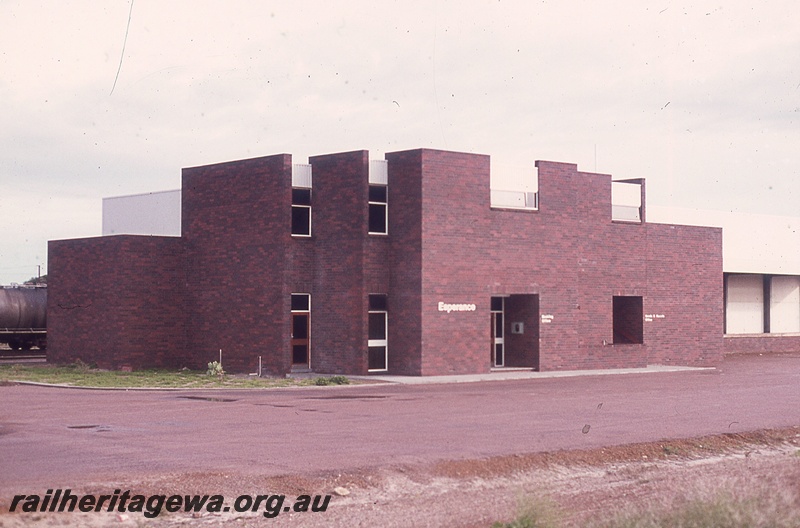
xmin=48 ymin=148 xmax=725 ymax=375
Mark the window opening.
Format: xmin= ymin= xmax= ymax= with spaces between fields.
xmin=368 ymin=294 xmax=388 ymax=371
xmin=291 ymin=188 xmax=311 ymax=236
xmin=611 ymin=180 xmax=643 ymax=223
xmin=489 ymin=163 xmax=538 ymax=210
xmin=368 ymin=185 xmax=388 ymax=235
xmin=491 ymin=296 xmax=505 ymax=367
xmin=612 ymin=296 xmax=643 ymax=344
xmin=291 ymin=293 xmax=311 ymax=367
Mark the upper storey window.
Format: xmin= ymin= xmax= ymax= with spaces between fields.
xmin=291 ymin=188 xmax=311 ymax=236
xmin=369 ymin=160 xmax=388 ymax=235
xmin=292 ymin=163 xmax=312 ymax=237
xmin=368 ymin=185 xmax=388 ymax=234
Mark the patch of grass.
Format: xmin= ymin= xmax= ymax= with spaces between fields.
xmin=492 ymin=497 xmax=563 ymax=528
xmin=498 ymin=490 xmax=800 ymax=528
xmin=0 ymin=363 xmax=352 ymax=389
xmin=594 ymin=492 xmax=800 ymax=528
xmin=312 ymin=375 xmax=350 ymax=386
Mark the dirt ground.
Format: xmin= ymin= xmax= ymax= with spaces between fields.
xmin=2 ymin=426 xmax=799 ymax=527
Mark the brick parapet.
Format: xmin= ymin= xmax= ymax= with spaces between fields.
xmin=182 ymin=154 xmax=292 ymax=374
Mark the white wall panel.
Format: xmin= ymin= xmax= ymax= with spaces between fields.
xmin=102 ymin=189 xmax=181 ymax=236
xmin=726 ymin=274 xmax=764 ymax=334
xmin=648 ymin=206 xmax=800 ymax=275
xmin=770 ymin=276 xmax=800 ymax=333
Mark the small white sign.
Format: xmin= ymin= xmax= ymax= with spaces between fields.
xmin=437 ymin=302 xmax=477 ymax=313
xmin=541 ymin=314 xmax=554 ymax=324
xmin=645 ymin=313 xmax=665 ymax=322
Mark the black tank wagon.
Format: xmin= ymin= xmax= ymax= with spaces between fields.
xmin=0 ymin=285 xmax=47 ymax=351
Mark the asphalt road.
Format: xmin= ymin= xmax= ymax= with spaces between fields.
xmin=1 ymin=353 xmax=799 ymax=493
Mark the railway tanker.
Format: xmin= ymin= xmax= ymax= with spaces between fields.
xmin=0 ymin=285 xmax=46 ymax=351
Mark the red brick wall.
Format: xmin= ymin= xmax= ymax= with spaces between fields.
xmin=385 ymin=150 xmax=424 ymax=375
xmin=391 ymin=153 xmax=724 ymax=374
xmin=47 ymin=147 xmax=726 ymax=376
xmin=483 ymin=162 xmax=647 ymax=371
xmin=47 ymin=236 xmax=186 ymax=370
xmin=182 ymin=154 xmax=292 ymax=374
xmin=418 ymin=149 xmax=492 ymax=375
xmin=307 ymin=150 xmax=370 ymax=374
xmin=645 ymin=223 xmax=723 ymax=366
xmin=725 ymin=335 xmax=800 ymax=355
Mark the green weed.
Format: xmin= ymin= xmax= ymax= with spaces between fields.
xmin=312 ymin=375 xmax=350 ymax=386
xmin=492 ymin=497 xmax=563 ymax=528
xmin=497 ymin=490 xmax=800 ymax=528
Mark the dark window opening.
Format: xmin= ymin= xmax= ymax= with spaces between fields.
xmin=613 ymin=296 xmax=643 ymax=344
xmin=368 ymin=185 xmax=388 ymax=234
xmin=369 ymin=293 xmax=387 ymax=311
xmin=291 ymin=293 xmax=310 ymax=312
xmin=292 ymin=315 xmax=308 ymax=339
xmin=368 ymin=312 xmax=386 ymax=341
xmin=291 ymin=188 xmax=312 ymax=236
xmin=368 ymin=346 xmax=387 ymax=371
xmin=292 ymin=188 xmax=312 ymax=205
xmin=490 ymin=296 xmax=504 ymax=312
xmin=368 ymin=185 xmax=387 ymax=202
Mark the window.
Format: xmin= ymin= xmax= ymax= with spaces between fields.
xmin=613 ymin=296 xmax=643 ymax=344
xmin=291 ymin=293 xmax=310 ymax=312
xmin=491 ymin=296 xmax=505 ymax=367
xmin=291 ymin=188 xmax=311 ymax=236
xmin=368 ymin=294 xmax=388 ymax=371
xmin=368 ymin=185 xmax=388 ymax=234
xmin=290 ymin=294 xmax=311 ymax=367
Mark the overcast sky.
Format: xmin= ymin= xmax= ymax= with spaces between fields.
xmin=2 ymin=1 xmax=799 ymax=284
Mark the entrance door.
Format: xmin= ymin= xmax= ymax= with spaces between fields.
xmin=368 ymin=294 xmax=388 ymax=372
xmin=291 ymin=314 xmax=309 ymax=366
xmin=291 ymin=293 xmax=311 ymax=368
xmin=491 ymin=297 xmax=504 ymax=367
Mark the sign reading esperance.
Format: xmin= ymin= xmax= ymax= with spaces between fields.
xmin=437 ymin=302 xmax=477 ymax=313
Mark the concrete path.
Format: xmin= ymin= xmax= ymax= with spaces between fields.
xmin=351 ymin=364 xmax=712 ymax=384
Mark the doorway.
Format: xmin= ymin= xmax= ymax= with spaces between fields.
xmin=492 ymin=294 xmax=539 ymax=370
xmin=368 ymin=294 xmax=388 ymax=371
xmin=491 ymin=297 xmax=505 ymax=367
xmin=291 ymin=293 xmax=311 ymax=368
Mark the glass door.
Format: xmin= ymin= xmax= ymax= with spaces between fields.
xmin=491 ymin=297 xmax=504 ymax=367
